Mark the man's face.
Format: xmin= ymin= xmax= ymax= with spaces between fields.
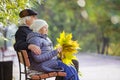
xmin=27 ymin=15 xmax=37 ymax=26
xmin=30 ymin=15 xmax=37 ymax=24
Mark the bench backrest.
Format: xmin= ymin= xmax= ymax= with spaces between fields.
xmin=18 ymin=50 xmax=30 ymax=67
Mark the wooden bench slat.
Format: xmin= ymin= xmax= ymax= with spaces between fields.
xmin=39 ymin=73 xmax=49 ymax=79
xmin=31 ymin=75 xmax=40 ymax=79
xmin=21 ymin=50 xmax=30 ymax=67
xmin=57 ymin=72 xmax=67 ymax=76
xmin=48 ymin=72 xmax=57 ymax=77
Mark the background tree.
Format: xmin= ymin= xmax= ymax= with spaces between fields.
xmin=32 ymin=0 xmax=120 ymax=56
xmin=0 ymin=0 xmax=43 ymax=25
xmin=0 ymin=0 xmax=120 ymax=56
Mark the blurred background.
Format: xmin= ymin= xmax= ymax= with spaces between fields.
xmin=0 ymin=0 xmax=120 ymax=80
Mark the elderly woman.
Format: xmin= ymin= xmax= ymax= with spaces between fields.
xmin=26 ymin=19 xmax=80 ymax=80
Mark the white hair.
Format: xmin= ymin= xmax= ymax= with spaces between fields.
xmin=18 ymin=16 xmax=31 ymax=26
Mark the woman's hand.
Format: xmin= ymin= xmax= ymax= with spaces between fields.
xmin=56 ymin=46 xmax=62 ymax=53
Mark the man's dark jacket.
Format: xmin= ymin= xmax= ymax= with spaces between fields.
xmin=14 ymin=26 xmax=32 ymax=51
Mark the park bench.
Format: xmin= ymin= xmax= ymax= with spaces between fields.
xmin=17 ymin=50 xmax=66 ymax=80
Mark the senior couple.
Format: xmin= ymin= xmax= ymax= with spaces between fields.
xmin=14 ymin=9 xmax=80 ymax=80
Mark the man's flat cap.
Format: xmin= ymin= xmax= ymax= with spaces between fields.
xmin=19 ymin=9 xmax=37 ymax=18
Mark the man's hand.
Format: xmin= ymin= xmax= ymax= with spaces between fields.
xmin=28 ymin=44 xmax=41 ymax=54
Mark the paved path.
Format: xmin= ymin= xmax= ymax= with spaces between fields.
xmin=1 ymin=48 xmax=120 ymax=80
xmin=77 ymin=53 xmax=120 ymax=80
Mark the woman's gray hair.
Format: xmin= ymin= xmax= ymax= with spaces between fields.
xmin=18 ymin=16 xmax=31 ymax=26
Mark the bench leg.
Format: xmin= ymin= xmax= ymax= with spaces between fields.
xmin=55 ymin=76 xmax=65 ymax=80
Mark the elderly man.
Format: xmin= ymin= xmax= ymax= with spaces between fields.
xmin=14 ymin=9 xmax=41 ymax=54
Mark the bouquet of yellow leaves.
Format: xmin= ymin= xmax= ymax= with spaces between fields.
xmin=55 ymin=31 xmax=80 ymax=65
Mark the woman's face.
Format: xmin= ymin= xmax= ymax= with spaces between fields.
xmin=39 ymin=26 xmax=48 ymax=34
